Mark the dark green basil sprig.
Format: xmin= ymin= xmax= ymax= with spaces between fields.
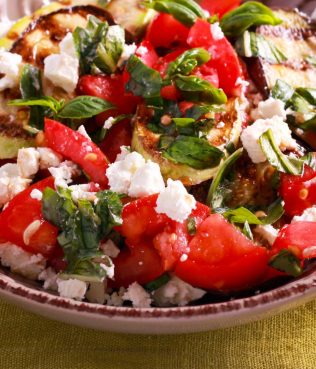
xmin=42 ymin=187 xmax=123 ymax=282
xmin=220 ymin=1 xmax=282 ymax=38
xmin=269 ymin=249 xmax=303 ymax=277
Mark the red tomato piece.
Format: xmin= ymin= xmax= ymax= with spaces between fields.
xmin=77 ymin=74 xmax=141 ymax=123
xmin=145 ymin=13 xmax=190 ymax=49
xmin=153 ymin=48 xmax=187 ymax=77
xmin=272 ymin=222 xmax=316 ymax=260
xmin=0 ymin=177 xmax=58 ymax=257
xmin=279 ymin=165 xmax=316 ymax=217
xmin=199 ymin=0 xmax=240 ymax=18
xmin=99 ymin=119 xmax=132 ymax=163
xmin=135 ymin=40 xmax=159 ymax=68
xmin=160 ymin=84 xmax=182 ymax=101
xmin=175 ymin=214 xmax=269 ymax=292
xmin=187 ymin=19 xmax=243 ymax=96
xmin=111 ymin=241 xmax=164 ymax=288
xmin=44 ymin=118 xmax=109 ymax=187
xmin=194 ymin=65 xmax=219 ymax=87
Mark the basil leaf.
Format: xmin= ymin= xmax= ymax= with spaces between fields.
xmin=261 ymin=197 xmax=284 ymax=225
xmin=166 ymin=48 xmax=211 ymax=79
xmin=220 ymin=1 xmax=282 ymax=38
xmin=163 ymin=135 xmax=224 ymax=169
xmin=172 ymin=118 xmax=195 ymax=126
xmin=207 ymin=148 xmax=243 ymax=208
xmin=271 ymin=79 xmax=294 ymax=103
xmin=224 ymin=207 xmax=263 ymax=225
xmin=295 ymin=88 xmax=316 ymax=106
xmin=57 ymin=96 xmax=114 ymax=119
xmin=187 ymin=217 xmax=197 ymax=236
xmin=8 ymin=96 xmax=62 ymax=114
xmin=302 ymin=152 xmax=316 ymax=170
xmin=144 ymin=273 xmax=171 ymax=292
xmin=269 ymin=249 xmax=303 ymax=277
xmin=175 ymin=75 xmax=227 ymax=105
xmin=243 ymin=221 xmax=253 ymax=240
xmin=61 ymin=259 xmax=108 ymax=283
xmin=259 ymin=129 xmax=304 ymax=175
xmin=126 ymin=55 xmax=163 ymax=103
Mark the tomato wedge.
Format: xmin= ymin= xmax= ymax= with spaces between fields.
xmin=199 ymin=0 xmax=240 ymax=18
xmin=44 ymin=118 xmax=109 ymax=187
xmin=0 ymin=177 xmax=58 ymax=257
xmin=175 ymin=214 xmax=269 ymax=292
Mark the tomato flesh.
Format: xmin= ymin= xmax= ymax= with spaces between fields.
xmin=0 ymin=177 xmax=58 ymax=257
xmin=44 ymin=118 xmax=109 ymax=187
xmin=199 ymin=0 xmax=240 ymax=18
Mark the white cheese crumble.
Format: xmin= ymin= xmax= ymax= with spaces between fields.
xmin=256 ymin=97 xmax=287 ymax=120
xmin=57 ymin=279 xmax=87 ymax=301
xmin=0 ymin=49 xmax=22 ymax=91
xmin=77 ymin=125 xmax=91 ymax=140
xmin=0 ymin=20 xmax=13 ymax=38
xmin=210 ymin=22 xmax=224 ymax=40
xmin=153 ymin=276 xmax=206 ymax=307
xmin=59 ymin=32 xmax=78 ymax=59
xmin=101 ymin=259 xmax=115 ymax=280
xmin=68 ymin=184 xmax=96 ymax=202
xmin=37 ymin=147 xmax=62 ymax=170
xmin=23 ymin=220 xmax=41 ymax=246
xmin=103 ymin=116 xmax=115 ymax=130
xmin=116 ymin=145 xmax=131 ymax=161
xmin=136 ymin=45 xmax=148 ymax=56
xmin=0 ymin=242 xmax=46 ymax=280
xmin=122 ymin=282 xmax=152 ymax=308
xmin=105 ymin=287 xmax=126 ymax=307
xmin=49 ymin=161 xmax=79 ymax=188
xmin=38 ymin=267 xmax=58 ymax=290
xmin=240 ymin=116 xmax=297 ymax=164
xmin=255 ymin=224 xmax=279 ymax=246
xmin=292 ymin=206 xmax=316 ymax=222
xmin=156 ymin=179 xmax=196 ymax=222
xmin=17 ymin=148 xmax=40 ymax=178
xmin=118 ymin=42 xmax=137 ymax=67
xmin=30 ymin=189 xmax=43 ymax=201
xmin=180 ymin=254 xmax=188 ymax=262
xmin=100 ymin=239 xmax=120 ymax=258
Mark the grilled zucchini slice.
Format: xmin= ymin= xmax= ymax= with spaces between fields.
xmin=132 ymin=98 xmax=244 ymax=186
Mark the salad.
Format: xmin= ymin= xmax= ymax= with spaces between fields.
xmin=0 ymin=0 xmax=316 ymax=309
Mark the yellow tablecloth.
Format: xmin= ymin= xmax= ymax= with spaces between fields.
xmin=0 ymin=299 xmax=315 ymax=368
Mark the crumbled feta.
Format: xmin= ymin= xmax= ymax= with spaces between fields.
xmin=44 ymin=53 xmax=79 ymax=93
xmin=49 ymin=161 xmax=79 ymax=188
xmin=57 ymin=279 xmax=87 ymax=301
xmin=100 ymin=240 xmax=120 ymax=258
xmin=136 ymin=45 xmax=148 ymax=57
xmin=153 ymin=276 xmax=206 ymax=307
xmin=59 ymin=32 xmax=77 ymax=59
xmin=77 ymin=125 xmax=91 ymax=140
xmin=103 ymin=116 xmax=115 ymax=130
xmin=256 ymin=97 xmax=287 ymax=120
xmin=210 ymin=22 xmax=224 ymax=40
xmin=292 ymin=206 xmax=316 ymax=222
xmin=68 ymin=184 xmax=96 ymax=202
xmin=128 ymin=161 xmax=165 ymax=198
xmin=30 ymin=189 xmax=43 ymax=201
xmin=100 ymin=257 xmax=115 ymax=280
xmin=86 ymin=282 xmax=107 ymax=304
xmin=17 ymin=148 xmax=40 ymax=178
xmin=180 ymin=254 xmax=188 ymax=262
xmin=105 ymin=287 xmax=126 ymax=307
xmin=122 ymin=282 xmax=152 ymax=308
xmin=156 ymin=179 xmax=196 ymax=222
xmin=37 ymin=147 xmax=62 ymax=169
xmin=38 ymin=267 xmax=58 ymax=290
xmin=0 ymin=242 xmax=46 ymax=280
xmin=107 ymin=25 xmax=125 ymax=44
xmin=240 ymin=116 xmax=297 ymax=164
xmin=0 ymin=49 xmax=22 ymax=91
xmin=116 ymin=145 xmax=131 ymax=161
xmin=23 ymin=220 xmax=41 ymax=246
xmin=0 ymin=20 xmax=13 ymax=38
xmin=255 ymin=224 xmax=279 ymax=246
xmin=118 ymin=42 xmax=137 ymax=67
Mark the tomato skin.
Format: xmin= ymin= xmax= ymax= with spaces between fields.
xmin=44 ymin=118 xmax=109 ymax=187
xmin=174 ymin=214 xmax=269 ymax=292
xmin=77 ymin=74 xmax=141 ymax=123
xmin=279 ymin=166 xmax=316 ymax=217
xmin=111 ymin=242 xmax=164 ymax=288
xmin=0 ymin=177 xmax=58 ymax=257
xmin=145 ymin=13 xmax=190 ymax=49
xmin=272 ymin=222 xmax=316 ymax=260
xmin=136 ymin=40 xmax=159 ymax=67
xmin=99 ymin=119 xmax=132 ymax=163
xmin=187 ymin=19 xmax=243 ymax=96
xmin=199 ymin=0 xmax=240 ymax=18
xmin=160 ymin=84 xmax=181 ymax=101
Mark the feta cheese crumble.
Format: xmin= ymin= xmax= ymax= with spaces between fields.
xmin=118 ymin=43 xmax=137 ymax=67
xmin=0 ymin=49 xmax=22 ymax=91
xmin=37 ymin=147 xmax=62 ymax=170
xmin=122 ymin=282 xmax=152 ymax=308
xmin=255 ymin=224 xmax=279 ymax=246
xmin=38 ymin=267 xmax=58 ymax=290
xmin=255 ymin=97 xmax=287 ymax=120
xmin=103 ymin=116 xmax=115 ymax=130
xmin=49 ymin=161 xmax=79 ymax=188
xmin=77 ymin=125 xmax=91 ymax=140
xmin=17 ymin=148 xmax=40 ymax=178
xmin=136 ymin=45 xmax=148 ymax=56
xmin=210 ymin=22 xmax=224 ymax=40
xmin=292 ymin=206 xmax=316 ymax=222
xmin=30 ymin=189 xmax=43 ymax=201
xmin=59 ymin=32 xmax=78 ymax=59
xmin=153 ymin=276 xmax=206 ymax=307
xmin=57 ymin=279 xmax=87 ymax=301
xmin=156 ymin=179 xmax=196 ymax=222
xmin=240 ymin=116 xmax=297 ymax=164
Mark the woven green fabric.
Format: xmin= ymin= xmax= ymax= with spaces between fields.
xmin=0 ymin=299 xmax=315 ymax=368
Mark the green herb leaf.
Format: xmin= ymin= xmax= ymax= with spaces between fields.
xmin=224 ymin=207 xmax=262 ymax=225
xmin=261 ymin=197 xmax=285 ymax=225
xmin=259 ymin=129 xmax=304 ymax=175
xmin=271 ymin=79 xmax=294 ymax=103
xmin=187 ymin=217 xmax=197 ymax=236
xmin=163 ymin=135 xmax=224 ymax=169
xmin=60 ymin=259 xmax=108 ymax=283
xmin=175 ymin=75 xmax=227 ymax=105
xmin=8 ymin=96 xmax=62 ymax=114
xmin=243 ymin=221 xmax=253 ymax=240
xmin=207 ymin=148 xmax=243 ymax=208
xmin=301 ymin=152 xmax=316 ymax=170
xmin=220 ymin=1 xmax=282 ymax=38
xmin=57 ymin=96 xmax=114 ymax=119
xmin=269 ymin=249 xmax=303 ymax=277
xmin=144 ymin=273 xmax=171 ymax=292
xmin=126 ymin=55 xmax=163 ymax=103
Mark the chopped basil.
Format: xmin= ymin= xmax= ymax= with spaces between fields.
xmin=9 ymin=96 xmax=63 ymax=114
xmin=271 ymin=79 xmax=294 ymax=103
xmin=269 ymin=249 xmax=303 ymax=277
xmin=223 ymin=207 xmax=263 ymax=225
xmin=42 ymin=187 xmax=122 ymax=282
xmin=144 ymin=273 xmax=171 ymax=292
xmin=261 ymin=198 xmax=284 ymax=225
xmin=220 ymin=1 xmax=282 ymax=38
xmin=187 ymin=217 xmax=197 ymax=235
xmin=174 ymin=75 xmax=227 ymax=105
xmin=207 ymin=148 xmax=243 ymax=208
xmin=162 ymin=135 xmax=224 ymax=169
xmin=242 ymin=221 xmax=253 ymax=240
xmin=302 ymin=152 xmax=316 ymax=170
xmin=259 ymin=129 xmax=304 ymax=175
